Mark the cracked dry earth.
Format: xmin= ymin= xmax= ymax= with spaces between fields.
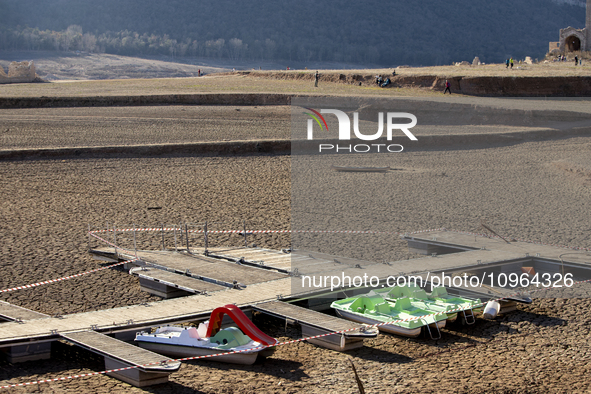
xmin=0 ymin=105 xmax=590 ymax=393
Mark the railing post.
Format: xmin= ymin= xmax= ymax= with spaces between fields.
xmin=161 ymin=224 xmax=165 ymax=251
xmin=133 ymin=223 xmax=138 ymax=258
xmin=243 ymin=220 xmax=247 ymax=248
xmin=204 ymin=221 xmax=209 ymax=255
xmin=112 ymin=223 xmax=117 ymax=255
xmin=185 ymin=223 xmax=190 ymax=253
xmin=174 ymin=224 xmax=178 ymax=252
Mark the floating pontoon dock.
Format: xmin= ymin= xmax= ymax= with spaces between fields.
xmin=0 ymin=300 xmax=48 ymax=322
xmin=60 ymin=330 xmax=180 ymax=387
xmin=130 ymin=266 xmax=227 ymax=297
xmin=1 ymin=229 xmax=590 ymax=386
xmin=253 ymin=300 xmax=378 ymax=351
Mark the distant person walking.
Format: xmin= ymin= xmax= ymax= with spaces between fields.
xmin=510 ymin=58 xmax=514 ymax=69
xmin=575 ymin=56 xmax=578 ymax=66
xmin=198 ymin=69 xmax=201 ymax=76
xmin=314 ymin=71 xmax=319 ymax=87
xmin=505 ymin=59 xmax=509 ymax=68
xmin=444 ymin=80 xmax=451 ymax=94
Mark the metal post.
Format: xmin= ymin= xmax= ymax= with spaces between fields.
xmin=185 ymin=223 xmax=190 ymax=253
xmin=88 ymin=223 xmax=91 ymax=250
xmin=133 ymin=223 xmax=138 ymax=258
xmin=243 ymin=220 xmax=247 ymax=248
xmin=204 ymin=221 xmax=209 ymax=255
xmin=161 ymin=224 xmax=165 ymax=251
xmin=113 ymin=223 xmax=117 ymax=255
xmin=179 ymin=223 xmax=183 ymax=248
xmin=174 ymin=225 xmax=178 ymax=252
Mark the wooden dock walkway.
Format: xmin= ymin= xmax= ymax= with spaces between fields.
xmin=61 ymin=330 xmax=180 ymax=386
xmin=0 ymin=301 xmax=48 ymax=322
xmin=131 ymin=250 xmax=287 ymax=286
xmin=0 ymin=277 xmax=293 ymax=346
xmin=404 ymin=230 xmax=591 ymax=264
xmin=207 ymin=247 xmax=293 ymax=272
xmin=253 ymin=300 xmax=377 ymax=351
xmin=254 ymin=301 xmax=367 ymax=333
xmin=0 ymin=301 xmax=51 ymax=362
xmin=130 ymin=267 xmax=227 ymax=297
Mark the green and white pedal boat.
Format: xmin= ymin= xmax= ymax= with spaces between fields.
xmin=331 ymin=295 xmax=447 ymax=338
xmin=372 ymin=285 xmax=482 ymax=324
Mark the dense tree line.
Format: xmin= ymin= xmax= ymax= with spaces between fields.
xmin=0 ymin=25 xmax=385 ymax=63
xmin=0 ymin=0 xmax=585 ymax=66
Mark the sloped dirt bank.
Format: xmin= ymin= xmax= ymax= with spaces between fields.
xmin=245 ymin=71 xmax=591 ymax=96
xmin=0 ymin=93 xmax=297 ymax=109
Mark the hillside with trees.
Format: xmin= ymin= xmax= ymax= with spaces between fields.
xmin=0 ymin=0 xmax=586 ymax=66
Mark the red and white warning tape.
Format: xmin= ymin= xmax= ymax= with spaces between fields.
xmin=2 ymin=226 xmax=589 ymax=294
xmin=0 ymin=232 xmax=137 ymax=294
xmin=0 ymin=260 xmax=135 ymax=294
xmin=0 ymin=228 xmax=400 ymax=294
xmin=90 ymin=228 xmax=402 ymax=235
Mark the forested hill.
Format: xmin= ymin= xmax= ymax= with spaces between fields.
xmin=0 ymin=0 xmax=586 ymax=66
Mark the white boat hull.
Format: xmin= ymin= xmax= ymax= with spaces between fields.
xmin=334 ymin=310 xmax=430 ymax=338
xmin=136 ymin=341 xmax=259 ymax=365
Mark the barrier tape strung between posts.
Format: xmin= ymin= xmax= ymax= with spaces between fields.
xmin=89 ymin=228 xmax=403 ymax=235
xmin=2 ymin=226 xmax=590 ymax=294
xmin=0 ymin=259 xmax=134 ymax=294
xmin=0 ymin=228 xmax=400 ymax=294
xmin=0 ymin=232 xmax=136 ymax=294
xmin=4 ymin=275 xmax=591 ymax=390
xmin=92 ymin=226 xmax=591 ymax=252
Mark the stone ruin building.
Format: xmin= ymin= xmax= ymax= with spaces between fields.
xmin=0 ymin=61 xmax=37 ymax=84
xmin=549 ymin=0 xmax=591 ymax=54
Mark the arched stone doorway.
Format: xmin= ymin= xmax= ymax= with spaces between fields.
xmin=565 ymin=35 xmax=581 ymax=51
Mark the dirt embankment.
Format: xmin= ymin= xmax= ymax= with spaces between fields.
xmin=243 ymin=71 xmax=591 ymax=96
xmin=0 ymin=93 xmax=297 ymax=109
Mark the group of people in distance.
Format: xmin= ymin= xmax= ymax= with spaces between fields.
xmin=375 ymin=70 xmax=396 ymax=88
xmin=505 ymin=57 xmax=514 ymax=69
xmin=574 ymin=56 xmax=582 ymax=66
xmin=374 ymin=75 xmax=390 ymax=87
xmin=553 ymin=55 xmax=582 ymax=65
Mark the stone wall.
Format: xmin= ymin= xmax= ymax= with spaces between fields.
xmin=559 ymin=27 xmax=586 ymax=52
xmin=554 ymin=0 xmax=591 ymax=52
xmin=0 ymin=61 xmax=37 ymax=84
